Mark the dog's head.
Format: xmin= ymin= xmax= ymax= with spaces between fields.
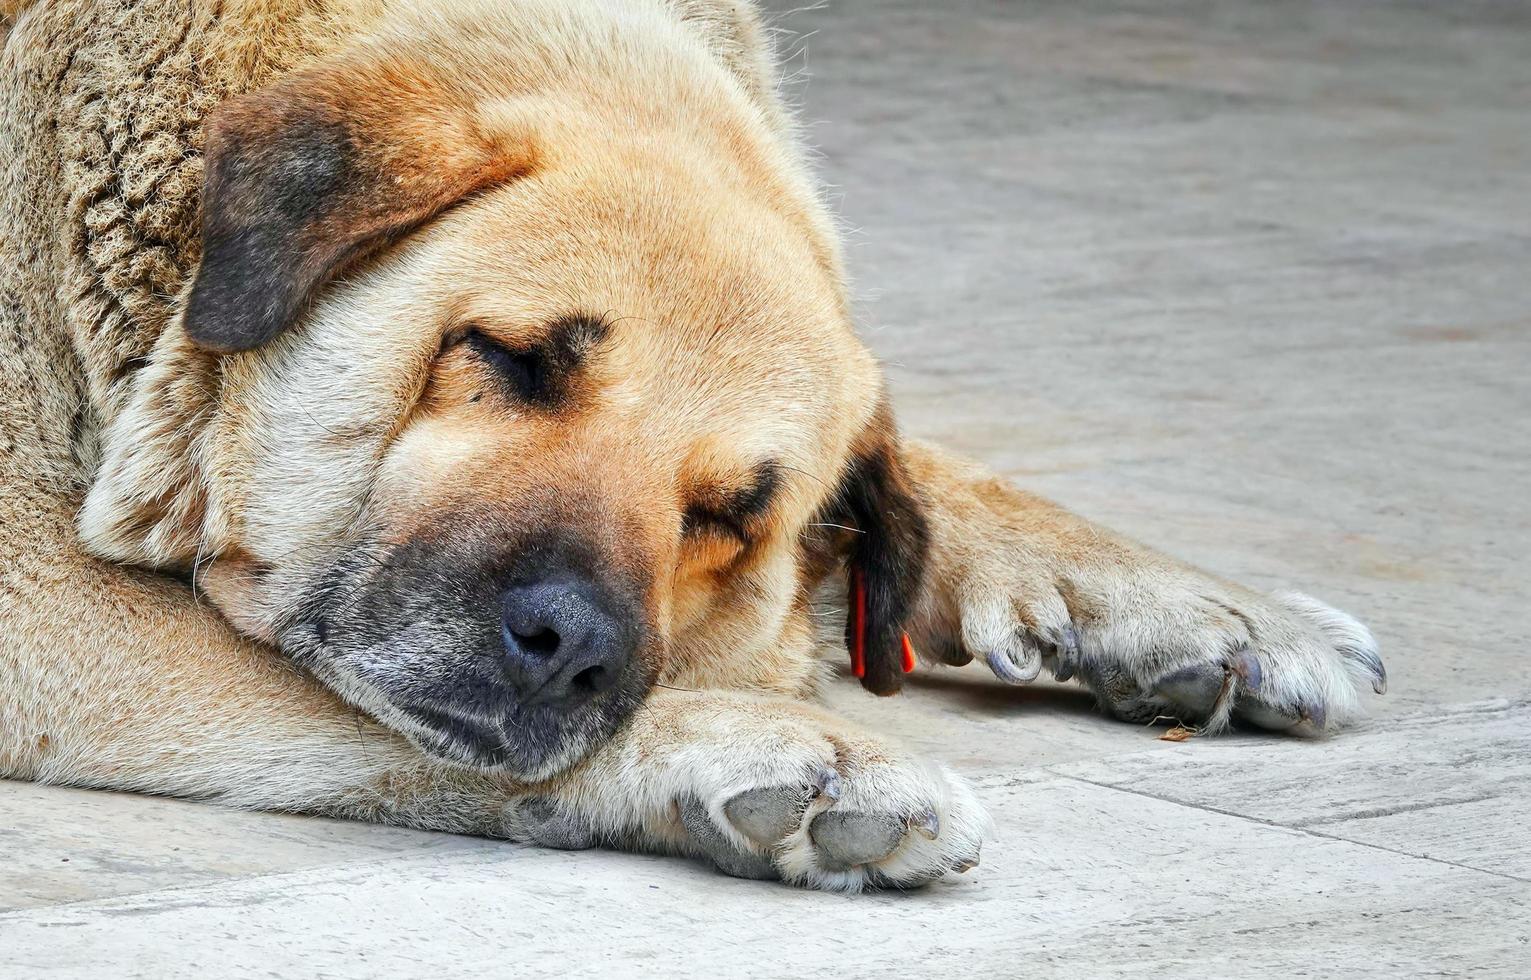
xmin=81 ymin=7 xmax=928 ymax=779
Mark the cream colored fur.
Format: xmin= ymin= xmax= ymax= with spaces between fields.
xmin=1 ymin=0 xmax=1381 ymax=891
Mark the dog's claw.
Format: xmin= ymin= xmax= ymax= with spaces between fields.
xmin=1350 ymin=647 xmax=1388 ymax=694
xmin=810 ymin=811 xmax=906 ymax=870
xmin=1051 ymin=624 xmax=1082 ymax=681
xmin=1231 ymin=648 xmax=1262 ymax=691
xmin=813 ymin=766 xmax=843 ymax=803
xmin=986 ymin=646 xmax=1041 ymax=685
xmin=910 ymin=807 xmax=940 ymax=841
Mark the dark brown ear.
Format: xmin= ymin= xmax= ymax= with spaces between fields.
xmin=824 ymin=401 xmax=931 ymax=696
xmin=185 ymin=56 xmax=536 ymax=352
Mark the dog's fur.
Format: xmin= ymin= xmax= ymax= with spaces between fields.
xmin=1 ymin=0 xmax=1385 ymax=890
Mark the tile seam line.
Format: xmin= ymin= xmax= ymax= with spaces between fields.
xmin=1290 ymin=790 xmax=1499 ymax=828
xmin=1047 ymin=770 xmax=1531 ymax=885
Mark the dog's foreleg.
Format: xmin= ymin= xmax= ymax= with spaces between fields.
xmin=2 ymin=527 xmax=988 ymax=887
xmin=899 ymin=440 xmax=1385 ymax=734
xmin=2 ymin=557 xmax=988 ymax=887
xmin=1 ymin=542 xmax=515 ymax=834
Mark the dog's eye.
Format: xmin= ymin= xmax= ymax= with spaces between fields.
xmin=464 ymin=330 xmax=547 ymax=403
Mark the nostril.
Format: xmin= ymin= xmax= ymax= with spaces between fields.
xmin=513 ymin=626 xmax=561 ymax=658
xmin=570 ymin=663 xmax=612 ymax=695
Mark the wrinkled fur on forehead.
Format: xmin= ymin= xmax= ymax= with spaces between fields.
xmin=77 ymin=0 xmax=850 ymax=570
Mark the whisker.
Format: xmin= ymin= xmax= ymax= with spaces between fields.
xmin=777 ymin=461 xmax=834 ymax=493
xmin=804 ymin=521 xmax=862 ymax=534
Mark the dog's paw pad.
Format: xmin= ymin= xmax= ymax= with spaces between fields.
xmin=1233 ymin=698 xmax=1326 ymax=734
xmin=680 ymin=797 xmax=780 ymax=880
xmin=723 ymin=765 xmax=839 ymax=849
xmin=508 ymin=797 xmax=597 ymax=850
xmin=724 ymin=787 xmax=805 ymax=849
xmin=809 ymin=810 xmax=908 ymax=870
xmin=1150 ymin=661 xmax=1229 ymax=710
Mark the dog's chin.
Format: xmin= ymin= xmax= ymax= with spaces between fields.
xmin=403 ymin=720 xmax=590 ymax=780
xmin=283 ymin=631 xmax=649 ymax=780
xmin=388 ymin=695 xmax=632 ymax=781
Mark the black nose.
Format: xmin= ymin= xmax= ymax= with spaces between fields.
xmin=500 ymin=579 xmax=628 ymax=706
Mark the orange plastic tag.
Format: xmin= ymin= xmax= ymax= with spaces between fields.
xmin=848 ymin=567 xmax=916 ymax=677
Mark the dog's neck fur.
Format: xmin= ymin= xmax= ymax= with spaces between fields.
xmin=0 ymin=0 xmax=370 ymax=492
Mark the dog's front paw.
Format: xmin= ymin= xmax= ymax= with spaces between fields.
xmin=900 ymin=441 xmax=1384 ymax=735
xmin=670 ymin=709 xmax=990 ymax=890
xmin=1071 ymin=587 xmax=1385 ymax=735
xmin=1172 ymin=590 xmax=1385 ymax=733
xmin=502 ymin=693 xmax=989 ymax=890
xmin=952 ymin=551 xmax=1385 ymax=735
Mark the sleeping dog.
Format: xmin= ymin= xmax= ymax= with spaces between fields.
xmin=0 ymin=0 xmax=1384 ymax=889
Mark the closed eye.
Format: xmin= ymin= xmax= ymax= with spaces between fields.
xmin=464 ymin=330 xmax=547 ymax=403
xmin=458 ymin=314 xmax=609 ymax=408
xmin=681 ymin=461 xmax=780 ymax=544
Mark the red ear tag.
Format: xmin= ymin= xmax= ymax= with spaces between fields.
xmin=900 ymin=633 xmax=917 ymax=674
xmin=849 ymin=566 xmax=867 ymax=678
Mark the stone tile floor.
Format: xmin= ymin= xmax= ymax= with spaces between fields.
xmin=5 ymin=0 xmax=1528 ymax=975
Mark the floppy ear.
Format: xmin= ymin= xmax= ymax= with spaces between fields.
xmin=669 ymin=0 xmax=789 ymax=133
xmin=184 ymin=55 xmax=536 ymax=352
xmin=824 ymin=402 xmax=931 ymax=696
xmin=80 ymin=55 xmax=535 ymax=566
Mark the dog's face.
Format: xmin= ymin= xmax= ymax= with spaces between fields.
xmin=82 ymin=26 xmax=928 ymax=780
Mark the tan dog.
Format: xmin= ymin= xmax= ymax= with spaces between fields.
xmin=0 ymin=0 xmax=1385 ymax=890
